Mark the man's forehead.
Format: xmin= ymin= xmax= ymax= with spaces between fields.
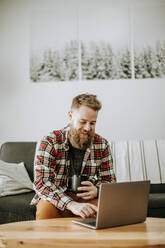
xmin=72 ymin=106 xmax=98 ymax=120
xmin=72 ymin=105 xmax=96 ymax=113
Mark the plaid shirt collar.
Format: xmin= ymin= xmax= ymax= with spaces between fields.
xmin=63 ymin=125 xmax=70 ymax=151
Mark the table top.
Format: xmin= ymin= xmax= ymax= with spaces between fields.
xmin=0 ymin=217 xmax=165 ymax=248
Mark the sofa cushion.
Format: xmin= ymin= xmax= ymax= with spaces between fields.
xmin=148 ymin=193 xmax=165 ymax=208
xmin=147 ymin=207 xmax=165 ymax=218
xmin=0 ymin=160 xmax=33 ymax=197
xmin=0 ymin=192 xmax=36 ymax=224
xmin=150 ymin=184 xmax=165 ymax=193
xmin=0 ymin=142 xmax=37 ymax=182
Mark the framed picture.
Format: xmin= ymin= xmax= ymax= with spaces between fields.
xmin=30 ymin=0 xmax=165 ymax=83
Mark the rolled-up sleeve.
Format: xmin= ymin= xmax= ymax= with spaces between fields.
xmin=96 ymin=141 xmax=116 ymax=187
xmin=32 ymin=139 xmax=73 ymax=211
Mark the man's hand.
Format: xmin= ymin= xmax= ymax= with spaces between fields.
xmin=76 ymin=181 xmax=98 ymax=200
xmin=66 ymin=201 xmax=97 ymax=219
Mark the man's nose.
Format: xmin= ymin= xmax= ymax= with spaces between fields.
xmin=84 ymin=123 xmax=90 ymax=131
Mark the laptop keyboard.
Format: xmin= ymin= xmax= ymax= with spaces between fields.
xmin=83 ymin=218 xmax=96 ymax=226
xmin=89 ymin=221 xmax=96 ymax=226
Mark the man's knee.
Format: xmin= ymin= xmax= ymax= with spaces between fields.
xmin=35 ymin=196 xmax=98 ymax=220
xmin=36 ymin=199 xmax=60 ymax=220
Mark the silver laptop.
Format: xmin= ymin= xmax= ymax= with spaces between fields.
xmin=72 ymin=180 xmax=150 ymax=229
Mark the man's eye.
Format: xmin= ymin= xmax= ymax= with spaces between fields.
xmin=80 ymin=121 xmax=86 ymax=124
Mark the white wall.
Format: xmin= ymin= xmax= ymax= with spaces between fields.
xmin=0 ymin=0 xmax=165 ymax=146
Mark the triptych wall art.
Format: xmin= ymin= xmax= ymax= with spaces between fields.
xmin=30 ymin=0 xmax=165 ymax=83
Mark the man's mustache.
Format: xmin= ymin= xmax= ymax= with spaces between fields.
xmin=80 ymin=130 xmax=91 ymax=136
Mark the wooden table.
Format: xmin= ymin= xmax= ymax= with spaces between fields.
xmin=0 ymin=217 xmax=165 ymax=248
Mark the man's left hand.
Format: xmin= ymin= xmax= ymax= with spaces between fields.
xmin=76 ymin=181 xmax=98 ymax=200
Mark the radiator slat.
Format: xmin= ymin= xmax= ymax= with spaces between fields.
xmin=156 ymin=140 xmax=165 ymax=183
xmin=110 ymin=140 xmax=163 ymax=183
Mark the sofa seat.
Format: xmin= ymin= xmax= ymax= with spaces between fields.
xmin=149 ymin=193 xmax=165 ymax=208
xmin=147 ymin=183 xmax=165 ymax=218
xmin=0 ymin=192 xmax=36 ymax=224
xmin=148 ymin=193 xmax=165 ymax=218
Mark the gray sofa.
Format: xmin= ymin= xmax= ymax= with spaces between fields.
xmin=0 ymin=142 xmax=36 ymax=224
xmin=0 ymin=142 xmax=165 ymax=225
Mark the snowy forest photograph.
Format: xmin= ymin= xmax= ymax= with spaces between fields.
xmin=30 ymin=0 xmax=165 ymax=83
xmin=133 ymin=6 xmax=165 ymax=79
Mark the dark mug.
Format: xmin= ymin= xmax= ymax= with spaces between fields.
xmin=68 ymin=175 xmax=89 ymax=193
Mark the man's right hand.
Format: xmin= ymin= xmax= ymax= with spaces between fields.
xmin=66 ymin=201 xmax=97 ymax=219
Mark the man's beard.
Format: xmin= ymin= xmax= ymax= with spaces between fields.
xmin=68 ymin=124 xmax=94 ymax=150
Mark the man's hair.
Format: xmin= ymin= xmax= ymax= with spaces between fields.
xmin=71 ymin=93 xmax=102 ymax=111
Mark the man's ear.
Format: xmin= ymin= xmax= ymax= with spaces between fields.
xmin=68 ymin=111 xmax=72 ymax=121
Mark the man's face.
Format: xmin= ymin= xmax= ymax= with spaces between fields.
xmin=68 ymin=105 xmax=98 ymax=150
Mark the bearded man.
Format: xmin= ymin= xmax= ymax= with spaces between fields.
xmin=31 ymin=93 xmax=116 ymax=219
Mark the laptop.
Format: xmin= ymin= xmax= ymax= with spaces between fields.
xmin=72 ymin=180 xmax=150 ymax=229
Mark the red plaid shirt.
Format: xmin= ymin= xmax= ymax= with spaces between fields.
xmin=31 ymin=126 xmax=116 ymax=211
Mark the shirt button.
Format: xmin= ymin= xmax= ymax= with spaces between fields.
xmin=46 ymin=181 xmax=51 ymax=187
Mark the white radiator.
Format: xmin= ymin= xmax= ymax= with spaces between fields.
xmin=110 ymin=140 xmax=165 ymax=184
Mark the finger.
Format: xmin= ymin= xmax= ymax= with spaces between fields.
xmin=77 ymin=186 xmax=89 ymax=192
xmin=81 ymin=207 xmax=91 ymax=218
xmin=75 ymin=208 xmax=86 ymax=219
xmin=79 ymin=212 xmax=86 ymax=219
xmin=76 ymin=192 xmax=89 ymax=197
xmin=73 ymin=208 xmax=85 ymax=219
xmin=81 ymin=181 xmax=92 ymax=186
xmin=89 ymin=204 xmax=98 ymax=213
xmin=86 ymin=206 xmax=96 ymax=216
